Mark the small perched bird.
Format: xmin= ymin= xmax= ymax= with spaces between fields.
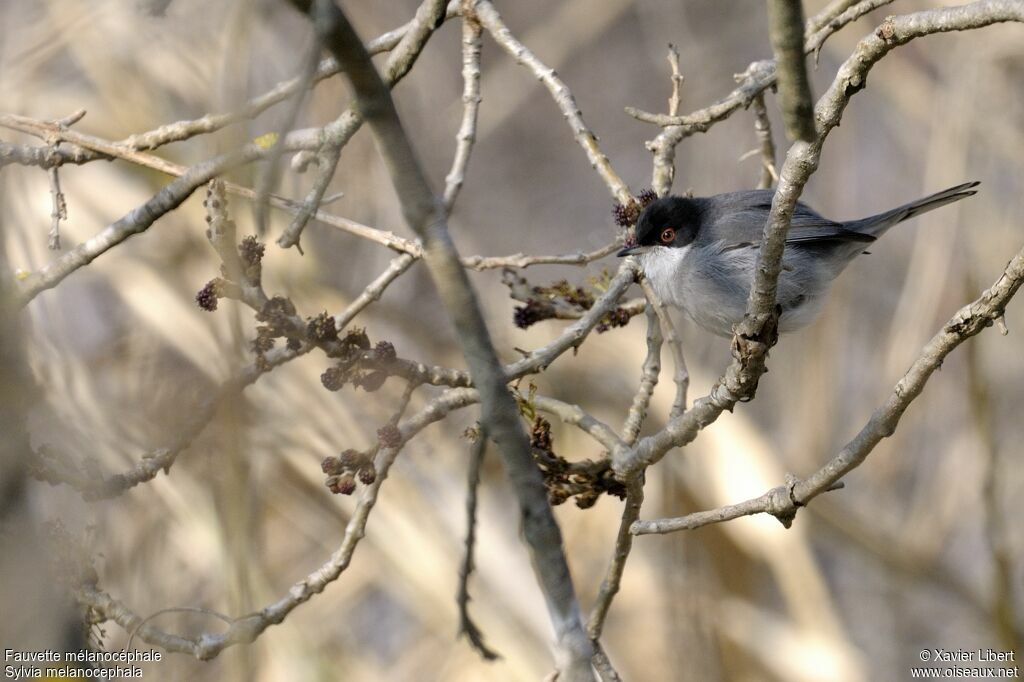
xmin=618 ymin=182 xmax=980 ymax=337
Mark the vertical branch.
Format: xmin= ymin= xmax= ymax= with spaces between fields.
xmin=586 ymin=477 xmax=644 ymax=640
xmin=620 ymin=306 xmax=661 ymax=445
xmin=444 ymin=5 xmax=483 ymax=211
xmin=666 ymin=44 xmax=683 ymax=118
xmin=751 ymin=93 xmax=778 ymax=189
xmin=766 ymin=0 xmax=816 ymax=141
xmin=296 ymin=1 xmax=595 ymax=677
xmin=640 ymin=279 xmax=688 ymax=418
xmin=47 ymin=165 xmax=67 ymax=250
xmin=456 ymin=427 xmax=501 ymax=661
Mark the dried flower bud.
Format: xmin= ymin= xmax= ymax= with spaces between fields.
xmin=321 ymin=366 xmax=347 ymax=391
xmin=257 ymin=296 xmax=297 ymax=325
xmin=358 ymin=465 xmax=376 ymax=485
xmin=252 ymin=329 xmax=275 ymax=354
xmin=338 ymin=449 xmax=363 ymax=469
xmin=374 ymin=340 xmax=396 ymax=361
xmin=238 ymin=235 xmax=265 ymax=266
xmin=195 ymin=280 xmax=219 ymax=311
xmin=321 ymin=456 xmax=344 ymax=476
xmin=530 ymin=417 xmax=553 ymax=452
xmin=612 ymin=202 xmax=632 ymax=228
xmin=513 ymin=300 xmax=551 ymax=329
xmin=327 ymin=473 xmax=357 ymax=495
xmin=549 ymin=489 xmax=569 ymax=506
xmin=575 ymin=491 xmax=599 ymax=509
xmin=306 ymin=312 xmax=338 ymax=343
xmin=343 ymin=328 xmax=371 ymax=351
xmin=636 ymin=188 xmax=658 ymax=207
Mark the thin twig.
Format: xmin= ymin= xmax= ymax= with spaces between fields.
xmin=749 ymin=93 xmax=778 ymax=189
xmin=620 ymin=306 xmax=661 ymax=445
xmin=666 ymin=44 xmax=683 ymax=117
xmin=118 ymin=2 xmax=461 ymax=152
xmin=639 ymin=279 xmax=688 ymax=419
xmin=254 ymin=41 xmax=322 ymax=239
xmin=444 ymin=7 xmax=483 ymax=211
xmin=587 ymin=476 xmax=644 ymax=639
xmin=806 ymin=0 xmax=897 ymax=64
xmin=473 ymin=0 xmax=631 ymax=205
xmin=279 ymin=0 xmax=449 ymax=250
xmin=638 ymin=0 xmax=900 ymax=195
xmin=456 ymin=426 xmax=501 ymax=661
xmin=47 ymin=164 xmax=66 ymax=250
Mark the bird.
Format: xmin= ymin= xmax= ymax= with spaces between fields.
xmin=617 ymin=181 xmax=980 ymax=337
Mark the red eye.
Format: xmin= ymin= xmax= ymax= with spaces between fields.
xmin=660 ymin=228 xmax=676 ymax=244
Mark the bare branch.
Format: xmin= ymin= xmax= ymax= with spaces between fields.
xmin=638 ymin=0 xmax=901 ymax=194
xmin=640 ymin=60 xmax=776 ymax=196
xmin=767 ymin=0 xmax=816 ymax=142
xmin=533 ymin=396 xmax=629 ymax=458
xmin=639 ymin=278 xmax=688 ymax=419
xmin=14 ymin=144 xmax=267 ymax=306
xmin=0 ymin=141 xmax=96 ymax=169
xmin=279 ymin=0 xmax=449 ymax=250
xmin=587 ymin=476 xmax=644 ymax=639
xmin=805 ymin=0 xmax=897 ymax=63
xmin=473 ymin=0 xmax=631 ymax=205
xmin=456 ymin=427 xmax=501 ymax=661
xmin=619 ymin=306 xmax=661 ymax=445
xmin=749 ymin=93 xmax=778 ymax=189
xmin=444 ymin=7 xmax=484 ymax=211
xmin=461 ymin=240 xmax=622 ymax=271
xmin=300 ymin=1 xmax=595 ymax=675
xmin=47 ymin=165 xmax=66 ymax=250
xmin=666 ymin=44 xmax=684 ymax=118
xmin=118 ymin=2 xmax=461 ymax=152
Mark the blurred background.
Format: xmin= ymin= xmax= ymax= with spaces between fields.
xmin=1 ymin=0 xmax=1022 ymax=680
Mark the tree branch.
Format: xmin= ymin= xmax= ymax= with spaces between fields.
xmin=297 ymin=1 xmax=595 ymax=676
xmin=766 ymin=0 xmax=816 ymax=142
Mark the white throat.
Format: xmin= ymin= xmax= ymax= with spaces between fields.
xmin=638 ymin=245 xmax=691 ymax=307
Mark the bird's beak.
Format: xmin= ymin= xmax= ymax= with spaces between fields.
xmin=617 ymin=244 xmax=647 ymax=257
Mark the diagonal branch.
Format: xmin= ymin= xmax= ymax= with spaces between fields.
xmin=472 ymin=0 xmax=631 ymax=205
xmin=294 ymin=1 xmax=596 ymax=677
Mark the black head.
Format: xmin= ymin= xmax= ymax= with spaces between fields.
xmin=617 ymin=196 xmax=701 ymax=257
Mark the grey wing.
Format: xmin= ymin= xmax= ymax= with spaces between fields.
xmin=787 ymin=203 xmax=876 ymax=245
xmin=704 ymin=191 xmax=875 ymax=251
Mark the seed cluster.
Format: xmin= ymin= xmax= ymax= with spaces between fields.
xmin=321 ymin=449 xmax=377 ymax=495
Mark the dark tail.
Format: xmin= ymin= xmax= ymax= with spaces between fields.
xmin=849 ymin=181 xmax=980 ymax=237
